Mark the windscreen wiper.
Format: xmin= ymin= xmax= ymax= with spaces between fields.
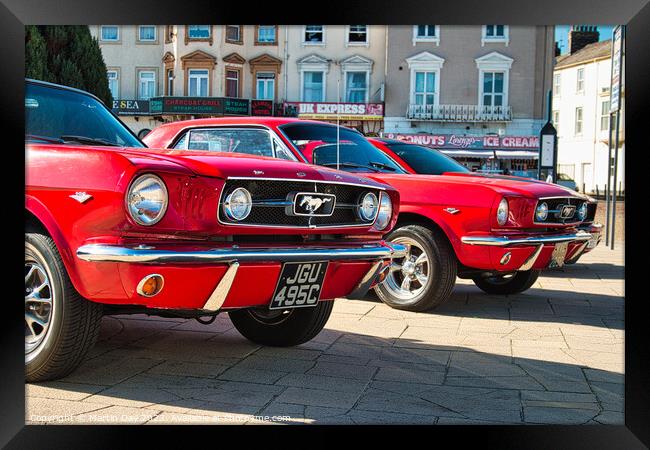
xmin=59 ymin=135 xmax=120 ymax=147
xmin=25 ymin=134 xmax=65 ymax=144
xmin=368 ymin=161 xmax=398 ymax=172
xmin=320 ymin=162 xmax=380 ymax=172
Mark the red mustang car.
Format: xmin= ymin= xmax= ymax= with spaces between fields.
xmin=144 ymin=118 xmax=602 ymax=312
xmin=25 ymin=80 xmax=404 ymax=381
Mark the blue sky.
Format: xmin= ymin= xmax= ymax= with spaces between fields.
xmin=555 ymin=25 xmax=615 ymax=55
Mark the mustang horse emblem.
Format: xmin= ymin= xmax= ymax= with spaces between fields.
xmin=299 ymin=196 xmax=332 ymax=213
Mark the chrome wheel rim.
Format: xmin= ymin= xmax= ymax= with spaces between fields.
xmin=25 ymin=259 xmax=54 ymax=357
xmin=383 ymin=237 xmax=431 ymax=302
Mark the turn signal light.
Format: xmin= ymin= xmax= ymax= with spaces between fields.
xmin=137 ymin=274 xmax=164 ymax=297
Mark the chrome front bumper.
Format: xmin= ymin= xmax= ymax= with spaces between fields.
xmin=461 ymin=230 xmax=593 ymax=271
xmin=77 ymin=242 xmax=406 ymax=311
xmin=77 ymin=242 xmax=407 ymax=264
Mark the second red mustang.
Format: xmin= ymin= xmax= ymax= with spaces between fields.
xmin=145 ymin=118 xmax=603 ymax=312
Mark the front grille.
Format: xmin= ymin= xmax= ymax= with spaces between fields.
xmin=218 ymin=179 xmax=380 ymax=228
xmin=534 ymin=197 xmax=588 ymax=224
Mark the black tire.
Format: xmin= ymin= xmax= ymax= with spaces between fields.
xmin=472 ymin=269 xmax=541 ymax=295
xmin=228 ymin=301 xmax=334 ymax=347
xmin=374 ymin=224 xmax=457 ymax=312
xmin=25 ymin=231 xmax=103 ymax=382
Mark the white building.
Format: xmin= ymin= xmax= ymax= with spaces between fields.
xmin=553 ymin=35 xmax=625 ymax=195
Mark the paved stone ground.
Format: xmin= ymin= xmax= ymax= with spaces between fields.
xmin=26 ymin=243 xmax=624 ymax=425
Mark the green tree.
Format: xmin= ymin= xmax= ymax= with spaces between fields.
xmin=25 ymin=25 xmax=113 ymax=105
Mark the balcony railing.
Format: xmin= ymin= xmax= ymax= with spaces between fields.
xmin=406 ymin=104 xmax=512 ymax=122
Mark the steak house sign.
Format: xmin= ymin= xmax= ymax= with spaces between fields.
xmin=382 ymin=133 xmax=540 ymax=150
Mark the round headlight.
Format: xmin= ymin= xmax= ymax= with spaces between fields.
xmin=224 ymin=187 xmax=252 ymax=221
xmin=535 ymin=202 xmax=549 ymax=222
xmin=126 ymin=174 xmax=168 ymax=226
xmin=358 ymin=192 xmax=379 ymax=222
xmin=577 ymin=202 xmax=588 ymax=221
xmin=374 ymin=192 xmax=393 ymax=231
xmin=496 ymin=197 xmax=509 ymax=226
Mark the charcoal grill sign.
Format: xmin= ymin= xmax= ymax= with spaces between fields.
xmin=112 ymin=99 xmax=150 ymax=116
xmin=149 ymin=97 xmax=225 ymax=115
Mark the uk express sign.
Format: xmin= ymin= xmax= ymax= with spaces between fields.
xmin=284 ymin=102 xmax=384 ymax=120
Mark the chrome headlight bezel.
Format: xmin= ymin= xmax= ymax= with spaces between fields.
xmin=374 ymin=192 xmax=393 ymax=231
xmin=535 ymin=202 xmax=549 ymax=222
xmin=223 ymin=187 xmax=253 ymax=221
xmin=496 ymin=197 xmax=509 ymax=226
xmin=358 ymin=192 xmax=379 ymax=222
xmin=577 ymin=202 xmax=588 ymax=221
xmin=126 ymin=174 xmax=169 ymax=226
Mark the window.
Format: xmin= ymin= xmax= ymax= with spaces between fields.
xmin=226 ymin=25 xmax=242 ymax=43
xmin=345 ymin=71 xmax=368 ymax=102
xmin=552 ymin=110 xmax=560 ymax=134
xmin=138 ymin=71 xmax=156 ymax=100
xmin=412 ymin=25 xmax=440 ymax=44
xmin=166 ymin=69 xmax=174 ymax=96
xmin=256 ymin=72 xmax=275 ymax=100
xmin=382 ymin=143 xmax=469 ymax=175
xmin=188 ymin=25 xmax=211 ymax=39
xmin=302 ymin=71 xmax=324 ymax=102
xmin=25 ymin=81 xmax=143 ymax=148
xmin=482 ymin=25 xmax=509 ymax=45
xmin=575 ymin=107 xmax=583 ymax=135
xmin=107 ymin=70 xmax=119 ymax=99
xmin=553 ymin=73 xmax=561 ymax=97
xmin=100 ymin=26 xmax=119 ymax=41
xmin=188 ymin=69 xmax=209 ymax=97
xmin=601 ymin=100 xmax=610 ymax=131
xmin=481 ymin=71 xmax=505 ymax=106
xmin=304 ymin=25 xmax=324 ymax=43
xmin=256 ymin=25 xmax=277 ymax=44
xmin=138 ymin=26 xmax=156 ymax=42
xmin=576 ymin=68 xmax=585 ymax=93
xmin=165 ymin=25 xmax=174 ymax=43
xmin=413 ymin=71 xmax=437 ymax=105
xmin=348 ymin=25 xmax=368 ymax=44
xmin=226 ymin=69 xmax=240 ymax=98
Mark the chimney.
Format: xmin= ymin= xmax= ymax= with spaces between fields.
xmin=568 ymin=25 xmax=599 ymax=54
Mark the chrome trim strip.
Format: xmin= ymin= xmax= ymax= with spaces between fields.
xmin=225 ymin=177 xmax=386 ymax=191
xmin=461 ymin=231 xmax=592 ymax=247
xmin=77 ymin=243 xmax=407 ymax=264
xmin=519 ymin=245 xmax=543 ymax=271
xmin=203 ymin=262 xmax=239 ymax=311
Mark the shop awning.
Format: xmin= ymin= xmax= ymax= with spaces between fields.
xmin=439 ymin=149 xmax=495 ymax=158
xmin=493 ymin=150 xmax=539 ymax=160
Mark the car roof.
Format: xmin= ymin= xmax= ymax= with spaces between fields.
xmin=25 ymin=78 xmax=103 ymax=103
xmin=152 ymin=116 xmax=359 ymax=132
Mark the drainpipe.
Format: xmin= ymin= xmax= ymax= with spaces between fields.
xmin=283 ymin=26 xmax=289 ymax=103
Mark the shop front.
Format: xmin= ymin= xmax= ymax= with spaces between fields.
xmin=382 ymin=132 xmax=539 ymax=178
xmin=282 ymin=102 xmax=384 ymax=135
xmin=111 ymin=99 xmax=157 ymax=138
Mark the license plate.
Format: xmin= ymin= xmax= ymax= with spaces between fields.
xmin=548 ymin=242 xmax=569 ymax=268
xmin=269 ymin=261 xmax=329 ymax=310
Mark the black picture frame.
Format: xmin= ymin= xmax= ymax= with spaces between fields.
xmin=2 ymin=0 xmax=646 ymax=446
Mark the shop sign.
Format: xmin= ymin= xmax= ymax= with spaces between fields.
xmin=251 ymin=100 xmax=274 ymax=116
xmin=149 ymin=97 xmax=251 ymax=115
xmin=284 ymin=102 xmax=384 ymax=120
xmin=382 ymin=133 xmax=539 ymax=150
xmin=112 ymin=99 xmax=150 ymax=116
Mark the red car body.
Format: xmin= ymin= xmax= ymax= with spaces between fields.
xmin=145 ymin=118 xmax=602 ymax=276
xmin=26 ymin=84 xmax=402 ymax=313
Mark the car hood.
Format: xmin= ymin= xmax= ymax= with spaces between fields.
xmin=369 ymin=171 xmax=587 ymax=200
xmin=118 ymin=147 xmax=388 ymax=189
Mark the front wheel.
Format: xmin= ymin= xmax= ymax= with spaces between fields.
xmin=472 ymin=269 xmax=541 ymax=295
xmin=228 ymin=300 xmax=334 ymax=346
xmin=25 ymin=231 xmax=103 ymax=382
xmin=374 ymin=224 xmax=457 ymax=311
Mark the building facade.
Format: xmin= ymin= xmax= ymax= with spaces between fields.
xmin=553 ymin=28 xmax=624 ymax=195
xmin=92 ymin=25 xmax=387 ymax=135
xmin=382 ymin=25 xmax=554 ymax=176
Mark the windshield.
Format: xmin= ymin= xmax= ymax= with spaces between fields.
xmin=25 ymin=82 xmax=143 ymax=147
xmin=279 ymin=123 xmax=406 ymax=173
xmin=382 ymin=142 xmax=470 ymax=175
